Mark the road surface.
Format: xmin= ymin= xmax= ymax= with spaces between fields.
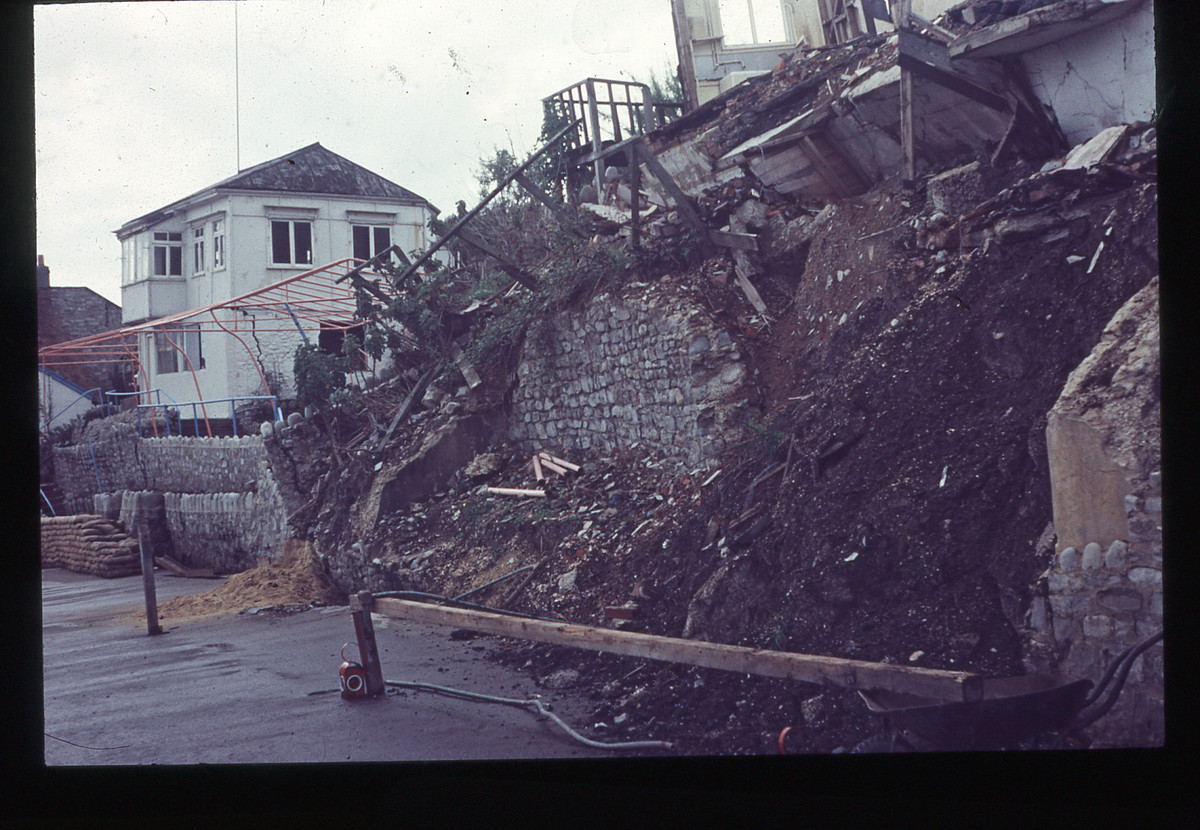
xmin=42 ymin=568 xmax=650 ymax=764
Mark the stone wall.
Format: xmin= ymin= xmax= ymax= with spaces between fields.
xmin=1024 ymin=277 xmax=1162 ymax=748
xmin=57 ymin=427 xmax=288 ymax=572
xmin=53 ymin=424 xmax=273 ymax=508
xmin=508 ymin=283 xmax=753 ymax=468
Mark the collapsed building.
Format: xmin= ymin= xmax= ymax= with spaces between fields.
xmin=41 ymin=0 xmax=1160 ymax=752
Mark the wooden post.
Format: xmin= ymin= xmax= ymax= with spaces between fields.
xmin=630 ymin=154 xmax=641 ymax=249
xmin=350 ymin=591 xmax=386 ymax=697
xmin=585 ymin=79 xmax=605 ymax=201
xmin=898 ymin=0 xmax=916 ymax=188
xmin=138 ymin=524 xmax=162 ymax=636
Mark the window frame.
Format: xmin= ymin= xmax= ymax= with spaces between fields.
xmin=152 ymin=231 xmax=183 ymax=277
xmin=211 ymin=218 xmax=226 ymax=270
xmin=192 ymin=226 xmax=206 ymax=277
xmin=351 ymin=223 xmax=392 ymax=261
xmin=270 ymin=219 xmax=315 ymax=267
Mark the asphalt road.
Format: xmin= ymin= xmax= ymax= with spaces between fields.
xmin=42 ymin=568 xmax=643 ymax=765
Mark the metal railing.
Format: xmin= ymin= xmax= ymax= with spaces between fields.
xmin=41 ymin=386 xmax=105 ymax=435
xmin=135 ymin=395 xmax=281 ymax=438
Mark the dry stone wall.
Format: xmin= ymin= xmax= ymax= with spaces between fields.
xmin=509 ymin=284 xmax=752 ymax=468
xmin=1024 ymin=277 xmax=1162 ymax=748
xmin=55 ymin=426 xmax=287 ymax=573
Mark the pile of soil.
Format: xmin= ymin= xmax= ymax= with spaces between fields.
xmin=153 ymin=539 xmax=347 ymax=623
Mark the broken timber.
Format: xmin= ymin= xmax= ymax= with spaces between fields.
xmin=456 ymin=228 xmax=539 ymax=290
xmin=512 ymin=170 xmax=587 ymax=238
xmin=393 ymin=118 xmax=583 ymax=287
xmin=373 ymin=597 xmax=983 ymax=701
xmin=727 ymin=216 xmax=769 ymax=315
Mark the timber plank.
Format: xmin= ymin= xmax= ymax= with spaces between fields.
xmin=373 ymin=597 xmax=982 ymax=701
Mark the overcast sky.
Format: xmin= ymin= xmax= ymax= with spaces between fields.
xmin=34 ymin=0 xmax=679 ymax=304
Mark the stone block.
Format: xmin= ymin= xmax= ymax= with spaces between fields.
xmin=1095 ymin=588 xmax=1142 ymax=613
xmin=1058 ymin=547 xmax=1079 ymax=571
xmin=927 ymin=161 xmax=985 ymax=216
xmin=1046 ymin=414 xmax=1131 ymax=553
xmin=1127 ymin=567 xmax=1161 ymax=586
xmin=1052 ymin=614 xmax=1076 ymax=642
xmin=1104 ymin=539 xmax=1128 ymax=569
xmin=1082 ymin=615 xmax=1113 ymax=639
xmin=1148 ymin=591 xmax=1162 ymax=618
xmin=1081 ymin=542 xmax=1103 ymax=570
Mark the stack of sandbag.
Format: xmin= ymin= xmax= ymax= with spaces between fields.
xmin=40 ymin=514 xmax=142 ymax=578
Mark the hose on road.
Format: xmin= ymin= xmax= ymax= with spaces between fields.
xmin=384 ymin=679 xmax=673 ymax=752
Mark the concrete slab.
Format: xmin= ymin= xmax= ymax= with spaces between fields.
xmin=42 ymin=569 xmax=642 ymax=765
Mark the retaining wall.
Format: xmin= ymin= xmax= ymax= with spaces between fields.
xmin=509 ymin=283 xmax=753 ymax=468
xmin=55 ymin=427 xmax=287 ymax=573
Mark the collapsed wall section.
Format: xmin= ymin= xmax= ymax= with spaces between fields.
xmin=508 ymin=283 xmax=753 ymax=468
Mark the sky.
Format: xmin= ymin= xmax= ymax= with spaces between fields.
xmin=34 ymin=0 xmax=680 ymax=305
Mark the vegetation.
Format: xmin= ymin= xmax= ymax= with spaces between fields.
xmin=292 ymin=343 xmax=348 ymax=411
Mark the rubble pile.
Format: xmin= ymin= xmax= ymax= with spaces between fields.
xmin=41 ymin=514 xmax=141 ymax=578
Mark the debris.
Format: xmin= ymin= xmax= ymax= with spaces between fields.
xmin=1086 ymin=241 xmax=1105 ymax=274
xmin=482 ymin=486 xmax=547 ymax=498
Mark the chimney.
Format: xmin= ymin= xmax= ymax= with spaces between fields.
xmin=37 ymin=255 xmax=50 ymax=290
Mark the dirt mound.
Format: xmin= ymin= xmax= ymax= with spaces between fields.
xmin=153 ymin=539 xmax=347 ymax=622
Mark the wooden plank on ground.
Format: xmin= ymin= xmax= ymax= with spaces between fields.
xmin=373 ymin=597 xmax=983 ymax=701
xmin=449 ymin=342 xmax=482 ymax=389
xmin=709 ymin=230 xmax=759 ymax=251
xmin=539 ymin=451 xmax=581 ymax=472
xmin=728 ymin=216 xmax=769 ymax=315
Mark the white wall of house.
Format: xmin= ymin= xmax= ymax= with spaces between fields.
xmin=122 ymin=186 xmax=433 ymax=412
xmin=1020 ymin=1 xmax=1155 ymax=146
xmin=39 ymin=369 xmax=98 ymax=433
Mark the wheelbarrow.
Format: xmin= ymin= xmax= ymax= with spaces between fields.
xmin=853 ymin=629 xmax=1163 ymax=752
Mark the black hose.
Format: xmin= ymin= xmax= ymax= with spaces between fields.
xmin=1071 ymin=628 xmax=1163 ymax=733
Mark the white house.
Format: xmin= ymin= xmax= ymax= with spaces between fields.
xmin=113 ymin=143 xmax=438 ymax=421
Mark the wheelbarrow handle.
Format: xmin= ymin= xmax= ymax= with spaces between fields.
xmin=1071 ymin=628 xmax=1163 ymax=733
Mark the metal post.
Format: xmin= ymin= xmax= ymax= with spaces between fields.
xmin=230 ymin=400 xmax=237 ymax=437
xmin=193 ymin=403 xmax=200 ymax=437
xmin=350 ymin=591 xmax=386 ymax=697
xmin=138 ymin=512 xmax=163 ymax=636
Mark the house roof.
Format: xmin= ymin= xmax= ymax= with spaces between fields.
xmin=117 ymin=143 xmax=437 ymax=236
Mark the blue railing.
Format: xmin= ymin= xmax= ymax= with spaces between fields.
xmin=135 ymin=395 xmax=282 ymax=438
xmin=42 ymin=387 xmax=103 ymax=434
xmin=40 ymin=488 xmax=56 ymax=516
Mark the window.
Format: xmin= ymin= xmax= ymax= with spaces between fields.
xmin=319 ymin=323 xmax=368 ymax=370
xmin=819 ymin=0 xmax=863 ymax=45
xmin=352 ymin=225 xmax=391 ymax=261
xmin=182 ymin=324 xmax=205 ymax=369
xmin=154 ymin=330 xmax=178 ymax=374
xmin=192 ymin=227 xmax=206 ymax=275
xmin=152 ymin=232 xmax=183 ymax=276
xmin=718 ymin=0 xmax=789 ymax=45
xmin=271 ymin=220 xmax=313 ymax=266
xmin=212 ymin=218 xmax=225 ymax=269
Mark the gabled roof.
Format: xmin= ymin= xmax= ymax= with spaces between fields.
xmin=117 ymin=143 xmax=436 ymax=236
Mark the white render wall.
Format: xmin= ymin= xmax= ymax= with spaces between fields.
xmin=1021 ymin=1 xmax=1156 ymax=146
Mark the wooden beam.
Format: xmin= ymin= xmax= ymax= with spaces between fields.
xmin=800 ymin=135 xmax=853 ymax=199
xmin=457 ymin=229 xmax=539 ymax=290
xmin=512 ymin=171 xmax=586 ymax=238
xmin=897 ymin=31 xmax=1010 ymax=113
xmin=483 ymin=487 xmax=547 ymax=498
xmin=898 ymin=2 xmax=916 ymax=186
xmin=709 ymin=230 xmax=759 ymax=251
xmin=394 ymin=117 xmax=582 ymax=286
xmin=538 ymin=450 xmax=580 ymax=472
xmin=728 ymin=216 xmax=769 ymax=316
xmin=373 ymin=597 xmax=984 ymax=701
xmin=629 ymin=155 xmax=641 ymax=249
xmin=632 ymin=138 xmax=713 ymax=248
